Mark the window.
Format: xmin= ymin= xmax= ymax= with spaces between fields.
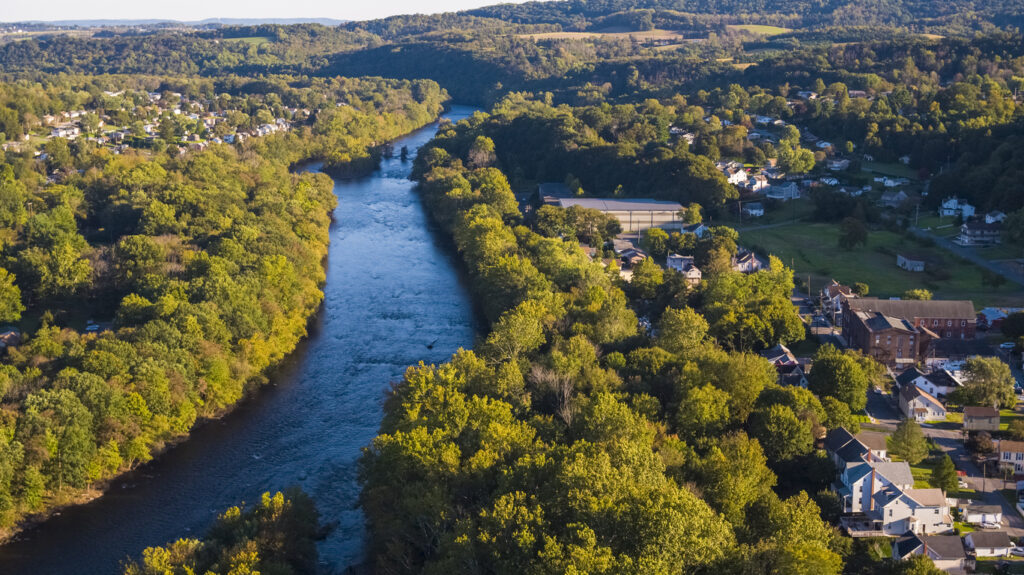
xmin=946 ymin=331 xmax=952 ymax=337
xmin=887 ymin=335 xmax=892 ymax=345
xmin=947 ymin=320 xmax=952 ymax=327
xmin=897 ymin=348 xmax=903 ymax=358
xmin=875 ymin=336 xmax=880 ymax=344
xmin=1016 ymin=452 xmax=1023 ymax=461
xmin=933 ymin=320 xmax=939 ymax=327
xmin=1005 ymin=452 xmax=1012 ymax=460
xmin=961 ymin=320 xmax=966 ymax=327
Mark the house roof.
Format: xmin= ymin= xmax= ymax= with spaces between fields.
xmin=835 ymin=440 xmax=871 ymax=464
xmin=760 ymin=343 xmax=796 ymax=365
xmin=963 ymin=504 xmax=1003 ymax=514
xmin=847 ymin=298 xmax=976 ymax=321
xmin=964 ymin=406 xmax=999 ymax=419
xmin=901 ymin=385 xmax=945 ymax=411
xmin=1000 ymin=440 xmax=1024 ymax=454
xmin=855 ymin=431 xmax=889 ymax=452
xmin=922 ymin=535 xmax=966 ymax=560
xmin=968 ymin=531 xmax=1012 ymax=549
xmin=862 ymin=312 xmax=917 ymax=333
xmin=825 ymin=427 xmax=857 ymax=453
xmin=927 ymin=338 xmax=994 ymax=359
xmin=825 ymin=281 xmax=853 ymax=299
xmin=924 ymin=369 xmax=962 ymax=389
xmin=904 ymin=488 xmax=946 ymax=507
xmin=848 ymin=461 xmax=914 ymax=486
xmin=893 ymin=532 xmax=924 ymax=559
xmin=896 ymin=367 xmax=926 ymax=387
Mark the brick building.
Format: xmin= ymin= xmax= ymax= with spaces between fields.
xmin=842 ymin=298 xmax=976 ymax=366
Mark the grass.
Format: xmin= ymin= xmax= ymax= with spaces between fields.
xmin=861 ymin=161 xmax=919 ymax=179
xmin=909 ymin=459 xmax=938 ymax=489
xmin=726 ymin=24 xmax=793 ymax=36
xmin=223 ymin=36 xmax=272 ymax=46
xmin=955 ymin=520 xmax=976 ymax=534
xmin=975 ymin=558 xmax=1024 ymax=574
xmin=946 ymin=412 xmax=964 ymax=424
xmin=1000 ymin=409 xmax=1023 ymax=431
xmin=738 ymin=222 xmax=1024 ymax=307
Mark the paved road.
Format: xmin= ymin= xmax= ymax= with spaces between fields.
xmin=909 ymin=227 xmax=1024 ymax=287
xmin=864 ymin=391 xmax=1024 ymax=536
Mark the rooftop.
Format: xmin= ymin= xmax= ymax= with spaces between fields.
xmin=904 ymin=488 xmax=946 ymax=506
xmin=921 ymin=535 xmax=966 ymax=559
xmin=848 ymin=298 xmax=976 ymax=321
xmin=964 ymin=406 xmax=998 ymax=419
xmin=556 ymin=197 xmax=683 ymax=212
xmin=855 ymin=431 xmax=889 ymax=452
xmin=968 ymin=531 xmax=1012 ymax=549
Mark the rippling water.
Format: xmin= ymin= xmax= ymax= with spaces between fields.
xmin=0 ymin=106 xmax=479 ymax=575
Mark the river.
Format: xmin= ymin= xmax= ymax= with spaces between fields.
xmin=0 ymin=106 xmax=480 ymax=574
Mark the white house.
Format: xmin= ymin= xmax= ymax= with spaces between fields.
xmin=959 ymin=504 xmax=1003 ymax=526
xmin=743 ymin=202 xmax=765 ymax=218
xmin=899 ymin=385 xmax=946 ymax=422
xmin=766 ymin=182 xmax=800 ymax=201
xmin=965 ymin=531 xmax=1012 ymax=558
xmin=838 ymin=461 xmax=914 ymax=514
xmin=743 ymin=175 xmax=769 ymax=192
xmin=724 ymin=166 xmax=748 ymax=185
xmin=666 ymin=254 xmax=702 ymax=286
xmin=939 ymin=197 xmax=975 ymax=219
xmin=681 ymin=222 xmax=709 ymax=238
xmin=893 ymin=533 xmax=965 ymax=573
xmin=828 ymin=158 xmax=851 ymax=171
xmin=985 ymin=211 xmax=1007 ymax=224
xmin=998 ymin=440 xmax=1024 ymax=474
xmin=869 ymin=488 xmax=952 ymax=535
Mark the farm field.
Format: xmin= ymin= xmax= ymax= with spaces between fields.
xmin=518 ymin=28 xmax=692 ymax=42
xmin=726 ymin=24 xmax=793 ymax=36
xmin=739 ymin=222 xmax=1024 ymax=307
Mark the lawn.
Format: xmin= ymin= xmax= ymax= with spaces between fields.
xmin=1000 ymin=408 xmax=1023 ymax=431
xmin=946 ymin=412 xmax=964 ymax=424
xmin=975 ymin=558 xmax=1024 ymax=574
xmin=739 ymin=222 xmax=1024 ymax=307
xmin=862 ymin=161 xmax=919 ymax=179
xmin=726 ymin=24 xmax=793 ymax=36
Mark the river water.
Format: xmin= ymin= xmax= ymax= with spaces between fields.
xmin=0 ymin=106 xmax=479 ymax=574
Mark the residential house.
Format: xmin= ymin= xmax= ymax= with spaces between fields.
xmin=760 ymin=343 xmax=798 ymax=366
xmin=842 ymin=298 xmax=977 ymax=365
xmin=828 ymin=158 xmax=851 ymax=171
xmin=880 ymin=190 xmax=909 ymax=208
xmin=666 ymin=254 xmax=702 ymax=286
xmin=825 ymin=427 xmax=891 ymax=472
xmin=923 ymin=338 xmax=996 ymax=374
xmin=985 ymin=211 xmax=1007 ymax=224
xmin=742 ymin=174 xmax=769 ymax=192
xmin=797 ymin=90 xmax=819 ymax=100
xmin=977 ymin=307 xmax=1024 ymax=331
xmin=680 ymin=222 xmax=710 ymax=238
xmin=892 ymin=533 xmax=965 ymax=574
xmin=897 ymin=254 xmax=926 ymax=272
xmin=777 ymin=363 xmax=809 ymax=387
xmin=910 ymin=369 xmax=963 ymax=399
xmin=816 ymin=141 xmax=834 ymax=151
xmin=959 ymin=504 xmax=1003 ymax=527
xmin=856 ymin=431 xmax=889 ymax=461
xmin=724 ymin=166 xmax=749 ymax=185
xmin=732 ymin=251 xmax=764 ymax=273
xmin=870 ymin=489 xmax=952 ymax=536
xmin=899 ymin=385 xmax=946 ymax=422
xmin=765 ymin=181 xmax=800 ymax=201
xmin=822 ymin=280 xmax=856 ymax=324
xmin=939 ymin=197 xmax=975 ymax=219
xmin=839 ymin=461 xmax=914 ymax=514
xmin=618 ymin=248 xmax=647 ymax=268
xmin=957 ymin=221 xmax=1002 ymax=246
xmin=820 ymin=176 xmax=840 ymax=186
xmin=965 ymin=531 xmax=1012 ymax=558
xmin=998 ymin=440 xmax=1024 ymax=474
xmin=743 ymin=202 xmax=764 ymax=218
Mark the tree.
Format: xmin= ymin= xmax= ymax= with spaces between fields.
xmin=1009 ymin=421 xmax=1024 ymax=441
xmin=960 ymin=357 xmax=1016 ymax=408
xmin=967 ymin=431 xmax=996 ymax=454
xmin=930 ymin=454 xmax=957 ymax=493
xmin=808 ymin=344 xmax=869 ymax=412
xmin=676 ymin=384 xmax=731 ymax=447
xmin=0 ymin=268 xmax=24 ymax=323
xmin=890 ymin=419 xmax=928 ymax=465
xmin=902 ymin=289 xmax=933 ymax=300
xmin=838 ymin=217 xmax=867 ymax=250
xmin=1002 ymin=312 xmax=1024 ymax=340
xmin=852 ymin=282 xmax=869 ymax=296
xmin=630 ymin=257 xmax=663 ymax=300
xmin=749 ymin=404 xmax=814 ymax=462
xmin=821 ymin=396 xmax=860 ymax=434
xmin=657 ymin=307 xmax=708 ymax=356
xmin=641 ymin=227 xmax=670 ymax=258
xmin=683 ymin=203 xmax=702 ymax=225
xmin=484 ymin=300 xmax=549 ymax=363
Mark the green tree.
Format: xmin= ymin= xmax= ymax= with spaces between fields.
xmin=902 ymin=289 xmax=933 ymax=300
xmin=890 ymin=419 xmax=928 ymax=465
xmin=1002 ymin=312 xmax=1024 ymax=340
xmin=838 ymin=217 xmax=867 ymax=250
xmin=657 ymin=307 xmax=708 ymax=356
xmin=641 ymin=227 xmax=670 ymax=258
xmin=960 ymin=356 xmax=1016 ymax=408
xmin=807 ymin=345 xmax=869 ymax=412
xmin=749 ymin=404 xmax=814 ymax=462
xmin=0 ymin=267 xmax=24 ymax=323
xmin=852 ymin=282 xmax=869 ymax=296
xmin=630 ymin=257 xmax=663 ymax=300
xmin=683 ymin=203 xmax=703 ymax=225
xmin=930 ymin=454 xmax=957 ymax=493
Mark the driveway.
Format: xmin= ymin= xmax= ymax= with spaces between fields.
xmin=908 ymin=227 xmax=1024 ymax=287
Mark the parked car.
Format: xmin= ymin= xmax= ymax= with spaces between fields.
xmin=1000 ymin=342 xmax=1016 ymax=350
xmin=958 ymin=480 xmax=969 ymax=489
xmin=1011 ymin=547 xmax=1024 ymax=557
xmin=980 ymin=521 xmax=1002 ymax=529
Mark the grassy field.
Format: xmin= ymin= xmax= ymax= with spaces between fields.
xmin=862 ymin=161 xmax=919 ymax=179
xmin=739 ymin=222 xmax=1024 ymax=307
xmin=224 ymin=36 xmax=272 ymax=46
xmin=519 ymin=29 xmax=689 ymax=42
xmin=726 ymin=24 xmax=793 ymax=36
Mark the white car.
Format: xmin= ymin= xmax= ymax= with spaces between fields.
xmin=1011 ymin=547 xmax=1024 ymax=557
xmin=958 ymin=480 xmax=969 ymax=489
xmin=1000 ymin=342 xmax=1016 ymax=350
xmin=980 ymin=521 xmax=1002 ymax=529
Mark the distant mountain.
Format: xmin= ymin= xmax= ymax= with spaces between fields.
xmin=9 ymin=18 xmax=347 ymax=28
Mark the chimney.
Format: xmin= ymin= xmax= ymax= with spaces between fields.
xmin=869 ymin=469 xmax=876 ymax=511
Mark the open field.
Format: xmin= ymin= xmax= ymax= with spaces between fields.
xmin=726 ymin=24 xmax=793 ymax=36
xmin=739 ymin=222 xmax=1024 ymax=307
xmin=518 ymin=29 xmax=692 ymax=42
xmin=223 ymin=36 xmax=272 ymax=46
xmin=862 ymin=161 xmax=919 ymax=179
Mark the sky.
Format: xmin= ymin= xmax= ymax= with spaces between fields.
xmin=2 ymin=0 xmax=537 ymax=23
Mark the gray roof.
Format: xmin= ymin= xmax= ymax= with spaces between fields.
xmin=835 ymin=440 xmax=870 ymax=464
xmin=848 ymin=298 xmax=976 ymax=321
xmin=893 ymin=532 xmax=923 ymax=559
xmin=825 ymin=427 xmax=857 ymax=453
xmin=922 ymin=535 xmax=966 ymax=559
xmin=925 ymin=369 xmax=962 ymax=389
xmin=905 ymin=488 xmax=946 ymax=506
xmin=847 ymin=461 xmax=914 ymax=486
xmin=897 ymin=367 xmax=926 ymax=387
xmin=968 ymin=531 xmax=1012 ymax=549
xmin=538 ymin=182 xmax=571 ymax=198
xmin=855 ymin=431 xmax=889 ymax=452
xmin=556 ymin=197 xmax=683 ymax=212
xmin=862 ymin=312 xmax=916 ymax=333
xmin=963 ymin=504 xmax=1002 ymax=514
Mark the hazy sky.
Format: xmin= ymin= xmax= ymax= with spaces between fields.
xmin=3 ymin=0 xmax=538 ymax=23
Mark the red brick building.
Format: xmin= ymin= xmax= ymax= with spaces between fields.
xmin=842 ymin=298 xmax=975 ymax=366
